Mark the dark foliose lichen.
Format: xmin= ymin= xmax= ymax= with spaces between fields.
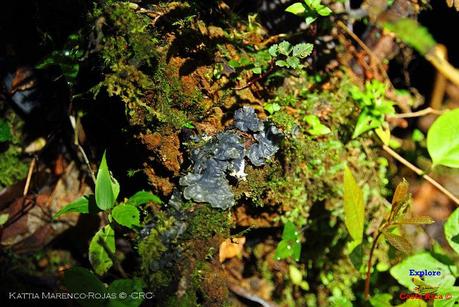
xmin=177 ymin=106 xmax=282 ymax=210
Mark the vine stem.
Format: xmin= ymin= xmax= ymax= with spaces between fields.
xmin=382 ymin=145 xmax=459 ymax=205
xmin=364 ymin=230 xmax=383 ymax=299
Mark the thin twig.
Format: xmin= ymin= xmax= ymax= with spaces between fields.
xmin=389 ymin=107 xmax=444 ymax=119
xmin=23 ymin=158 xmax=36 ymax=196
xmin=382 ymin=145 xmax=459 ymax=205
xmin=337 ymin=21 xmax=392 ymax=85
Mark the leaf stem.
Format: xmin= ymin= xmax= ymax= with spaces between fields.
xmin=364 ymin=230 xmax=383 ymax=299
xmin=98 ymin=237 xmax=128 ymax=278
xmin=382 ymin=145 xmax=459 ymax=205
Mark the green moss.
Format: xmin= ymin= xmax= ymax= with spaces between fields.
xmin=0 ymin=112 xmax=28 ymax=187
xmin=184 ymin=205 xmax=231 ymax=239
xmin=0 ymin=146 xmax=28 ymax=187
xmin=137 ymin=212 xmax=175 ymax=289
xmin=90 ymin=1 xmax=203 ymax=129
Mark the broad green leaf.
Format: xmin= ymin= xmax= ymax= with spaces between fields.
xmin=89 ymin=225 xmax=115 ymax=275
xmin=96 ymin=152 xmax=115 ymax=210
xmin=285 ymin=3 xmax=305 ymax=15
xmin=382 ymin=230 xmax=412 ymax=254
xmin=352 ymin=111 xmax=382 ymax=138
xmin=397 ymin=300 xmax=427 ymax=307
xmin=126 ymin=191 xmax=161 ymax=206
xmin=394 ymin=216 xmax=435 ymax=225
xmin=268 ymin=44 xmax=278 ymax=57
xmin=433 ymin=286 xmax=459 ymax=307
xmin=107 ymin=278 xmax=145 ymax=307
xmin=375 ymin=127 xmax=391 ymax=145
xmin=384 ymin=19 xmax=436 ymax=55
xmin=286 ymin=56 xmax=300 ymax=69
xmin=252 ymin=67 xmax=262 ymax=74
xmin=444 ymin=208 xmax=459 ymax=254
xmin=278 ymin=41 xmax=292 ymax=56
xmin=343 ymin=166 xmax=365 ymax=243
xmin=112 ymin=204 xmax=140 ymax=228
xmin=264 ymin=102 xmax=281 ymax=115
xmin=0 ymin=213 xmax=9 ymax=226
xmin=392 ymin=179 xmax=409 ymax=206
xmin=0 ymin=120 xmax=12 ymax=142
xmin=64 ymin=266 xmax=106 ymax=307
xmin=304 ymin=114 xmax=331 ymax=136
xmin=53 ymin=195 xmax=98 ymax=219
xmin=316 ymin=5 xmax=332 ymax=16
xmin=305 ymin=16 xmax=317 ymax=26
xmin=289 ymin=265 xmax=303 ymax=285
xmin=292 ymin=43 xmax=313 ymax=58
xmin=275 ymin=59 xmax=288 ymax=67
xmin=369 ymin=293 xmax=392 ymax=307
xmin=427 ymin=109 xmax=459 ymax=168
xmin=390 ymin=252 xmax=456 ymax=291
xmin=282 ymin=221 xmax=299 ymax=241
xmin=274 ymin=240 xmax=301 ymax=261
xmin=111 ymin=175 xmax=120 ymax=201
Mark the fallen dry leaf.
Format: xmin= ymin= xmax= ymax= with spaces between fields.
xmin=219 ymin=237 xmax=246 ymax=263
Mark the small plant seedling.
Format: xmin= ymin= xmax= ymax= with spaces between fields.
xmin=285 ymin=0 xmax=332 ymax=26
xmin=363 ymin=179 xmax=434 ymax=298
xmin=274 ymin=221 xmax=301 ymax=262
xmin=350 ymin=80 xmax=395 ymax=139
xmin=53 ymin=151 xmax=161 ymax=275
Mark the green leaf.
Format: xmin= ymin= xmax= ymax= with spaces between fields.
xmin=384 ymin=19 xmax=436 ymax=55
xmin=352 ymin=111 xmax=383 ymax=138
xmin=390 ymin=252 xmax=456 ymax=291
xmin=53 ymin=195 xmax=98 ymax=219
xmin=0 ymin=120 xmax=12 ymax=143
xmin=382 ymin=230 xmax=412 ymax=254
xmin=305 ymin=16 xmax=317 ymax=26
xmin=89 ymin=225 xmax=115 ymax=276
xmin=0 ymin=213 xmax=9 ymax=226
xmin=343 ymin=166 xmax=365 ymax=243
xmin=112 ymin=204 xmax=140 ymax=229
xmin=433 ymin=286 xmax=459 ymax=307
xmin=427 ymin=109 xmax=459 ymax=168
xmin=64 ymin=266 xmax=106 ymax=307
xmin=369 ymin=293 xmax=392 ymax=307
xmin=278 ymin=41 xmax=292 ymax=56
xmin=316 ymin=5 xmax=332 ymax=16
xmin=286 ymin=56 xmax=300 ymax=69
xmin=269 ymin=44 xmax=278 ymax=57
xmin=289 ymin=265 xmax=303 ymax=285
xmin=252 ymin=66 xmax=262 ymax=74
xmin=282 ymin=221 xmax=299 ymax=241
xmin=275 ymin=59 xmax=288 ymax=67
xmin=107 ymin=278 xmax=145 ymax=307
xmin=264 ymin=103 xmax=281 ymax=115
xmin=394 ymin=216 xmax=435 ymax=225
xmin=444 ymin=208 xmax=459 ymax=254
xmin=285 ymin=3 xmax=306 ymax=15
xmin=126 ymin=191 xmax=161 ymax=206
xmin=304 ymin=114 xmax=331 ymax=136
xmin=275 ymin=221 xmax=301 ymax=261
xmin=96 ymin=152 xmax=115 ymax=210
xmin=292 ymin=43 xmax=313 ymax=58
